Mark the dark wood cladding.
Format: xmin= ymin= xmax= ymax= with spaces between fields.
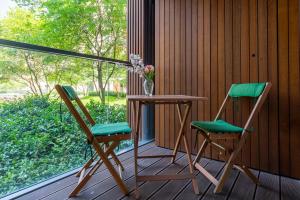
xmin=127 ymin=0 xmax=155 ymax=140
xmin=127 ymin=0 xmax=144 ymax=96
xmin=154 ymin=0 xmax=300 ymax=179
xmin=127 ymin=0 xmax=144 ymax=137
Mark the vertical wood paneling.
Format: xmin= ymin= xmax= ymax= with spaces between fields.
xmin=204 ymin=0 xmax=211 ymax=157
xmin=211 ymin=0 xmax=219 ymax=160
xmin=232 ymin=0 xmax=241 ymax=164
xmin=152 ymin=0 xmax=300 ymax=179
xmin=258 ymin=0 xmax=269 ymax=171
xmin=186 ymin=0 xmax=192 ymax=154
xmin=241 ymin=0 xmax=251 ymax=167
xmin=278 ymin=0 xmax=290 ymax=176
xmin=174 ymin=0 xmax=181 ymax=151
xmin=159 ymin=0 xmax=165 ymax=147
xmin=191 ymin=0 xmax=198 ymax=154
xmin=164 ymin=0 xmax=170 ymax=149
xmin=169 ymin=0 xmax=175 ymax=149
xmin=288 ymin=0 xmax=300 ymax=178
xmin=249 ymin=0 xmax=259 ymax=169
xmin=179 ymin=0 xmax=186 ymax=151
xmin=155 ymin=0 xmax=160 ymax=145
xmin=127 ymin=0 xmax=151 ymax=140
xmin=267 ymin=0 xmax=279 ymax=174
xmin=224 ymin=0 xmax=234 ymax=157
xmin=217 ymin=0 xmax=225 ymax=161
xmin=197 ymin=0 xmax=205 ymax=154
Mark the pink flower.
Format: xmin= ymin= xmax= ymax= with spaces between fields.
xmin=144 ymin=67 xmax=150 ymax=73
xmin=150 ymin=66 xmax=154 ymax=72
xmin=145 ymin=65 xmax=155 ymax=72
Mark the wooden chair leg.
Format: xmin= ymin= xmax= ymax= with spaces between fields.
xmin=214 ymin=161 xmax=233 ymax=193
xmin=71 ymin=140 xmax=127 ymax=197
xmin=89 ymin=160 xmax=103 ymax=176
xmin=69 ymin=159 xmax=103 ymax=197
xmin=93 ymin=141 xmax=129 ymax=195
xmin=112 ymin=151 xmax=125 ymax=170
xmin=213 ymin=150 xmax=238 ymax=193
xmin=243 ymin=166 xmax=259 ymax=184
xmin=105 ymin=142 xmax=125 ymax=178
xmin=75 ymin=157 xmax=94 ymax=177
xmin=193 ymin=138 xmax=209 ymax=165
xmin=183 ymin=134 xmax=199 ymax=194
xmin=105 ymin=143 xmax=125 ymax=171
xmin=233 ymin=165 xmax=260 ymax=185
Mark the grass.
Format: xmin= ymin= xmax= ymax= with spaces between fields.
xmin=80 ymin=95 xmax=126 ymax=105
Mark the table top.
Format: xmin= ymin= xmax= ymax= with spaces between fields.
xmin=127 ymin=95 xmax=208 ymax=102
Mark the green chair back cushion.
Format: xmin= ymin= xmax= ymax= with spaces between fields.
xmin=62 ymin=86 xmax=78 ymax=101
xmin=191 ymin=120 xmax=244 ymax=133
xmin=229 ymin=83 xmax=266 ymax=98
xmin=91 ymin=122 xmax=132 ymax=136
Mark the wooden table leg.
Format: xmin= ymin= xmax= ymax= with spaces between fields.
xmin=171 ymin=103 xmax=190 ymax=163
xmin=133 ymin=101 xmax=141 ymax=198
xmin=172 ymin=103 xmax=199 ymax=194
xmin=183 ymin=133 xmax=199 ymax=194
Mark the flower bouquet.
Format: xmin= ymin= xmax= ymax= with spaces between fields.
xmin=129 ymin=54 xmax=155 ymax=96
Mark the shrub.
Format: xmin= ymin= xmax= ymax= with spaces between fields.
xmin=88 ymin=91 xmax=126 ymax=98
xmin=0 ymin=96 xmax=129 ymax=197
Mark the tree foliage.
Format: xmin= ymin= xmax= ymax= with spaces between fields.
xmin=0 ymin=0 xmax=127 ymax=101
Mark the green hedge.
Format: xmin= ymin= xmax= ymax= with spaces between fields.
xmin=0 ymin=96 xmax=130 ymax=198
xmin=88 ymin=91 xmax=126 ymax=98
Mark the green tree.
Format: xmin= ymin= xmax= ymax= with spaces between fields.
xmin=0 ymin=8 xmax=63 ymax=96
xmin=12 ymin=0 xmax=127 ymax=103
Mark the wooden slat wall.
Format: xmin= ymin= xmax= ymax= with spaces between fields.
xmin=127 ymin=0 xmax=144 ymax=135
xmin=154 ymin=0 xmax=300 ymax=179
xmin=127 ymin=0 xmax=155 ymax=140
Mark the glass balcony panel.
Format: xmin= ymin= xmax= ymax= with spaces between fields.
xmin=0 ymin=46 xmax=131 ymax=198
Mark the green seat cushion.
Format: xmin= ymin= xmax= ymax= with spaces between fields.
xmin=229 ymin=83 xmax=266 ymax=98
xmin=191 ymin=120 xmax=244 ymax=133
xmin=91 ymin=122 xmax=132 ymax=136
xmin=62 ymin=86 xmax=78 ymax=100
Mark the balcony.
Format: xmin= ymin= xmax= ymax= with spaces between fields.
xmin=1 ymin=0 xmax=300 ymax=199
xmin=10 ymin=142 xmax=300 ymax=200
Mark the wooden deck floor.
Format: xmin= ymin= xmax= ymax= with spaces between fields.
xmin=15 ymin=142 xmax=300 ymax=200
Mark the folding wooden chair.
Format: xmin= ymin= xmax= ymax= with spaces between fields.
xmin=55 ymin=85 xmax=131 ymax=197
xmin=191 ymin=82 xmax=272 ymax=193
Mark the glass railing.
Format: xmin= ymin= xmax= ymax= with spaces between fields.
xmin=0 ymin=45 xmax=133 ymax=198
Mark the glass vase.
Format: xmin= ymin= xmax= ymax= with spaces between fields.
xmin=143 ymin=79 xmax=154 ymax=96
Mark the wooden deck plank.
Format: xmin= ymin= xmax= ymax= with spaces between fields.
xmin=174 ymin=159 xmax=224 ymax=200
xmin=228 ymin=169 xmax=258 ymax=200
xmin=13 ymin=143 xmax=297 ymax=200
xmin=121 ymin=152 xmax=188 ymax=200
xmin=200 ymin=164 xmax=239 ymax=200
xmin=16 ymin=142 xmax=155 ymax=200
xmin=280 ymin=176 xmax=300 ymax=200
xmin=255 ymin=172 xmax=280 ymax=200
xmin=148 ymin=159 xmax=209 ymax=200
xmin=42 ymin=146 xmax=169 ymax=200
xmin=65 ymin=149 xmax=176 ymax=200
xmin=93 ymin=153 xmax=183 ymax=200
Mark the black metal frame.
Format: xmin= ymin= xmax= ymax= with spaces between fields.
xmin=0 ymin=39 xmax=131 ymax=66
